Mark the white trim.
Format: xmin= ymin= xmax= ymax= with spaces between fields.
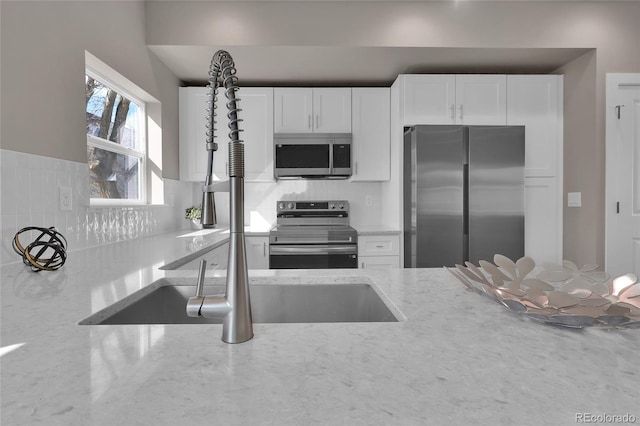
xmin=87 ymin=134 xmax=144 ymax=160
xmin=85 ymin=62 xmax=148 ymax=205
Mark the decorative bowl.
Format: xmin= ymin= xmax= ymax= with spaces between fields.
xmin=447 ymin=255 xmax=640 ymax=329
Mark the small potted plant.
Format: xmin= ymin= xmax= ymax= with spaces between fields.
xmin=185 ymin=206 xmax=202 ymax=230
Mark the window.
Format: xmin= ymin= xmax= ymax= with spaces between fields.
xmin=85 ymin=68 xmax=146 ymax=203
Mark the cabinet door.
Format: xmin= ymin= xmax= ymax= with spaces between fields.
xmin=274 ymin=88 xmax=313 ymax=133
xmin=313 ymin=88 xmax=352 ymax=132
xmin=351 ymin=88 xmax=390 ymax=181
xmin=455 ymin=75 xmax=507 ymax=125
xmin=239 ymin=88 xmax=274 ymax=182
xmin=524 ymin=177 xmax=562 ymax=265
xmin=507 ymin=75 xmax=562 ymax=177
xmin=245 ymin=236 xmax=269 ymax=269
xmin=401 ymin=75 xmax=456 ymax=125
xmin=179 ymin=87 xmax=226 ymax=182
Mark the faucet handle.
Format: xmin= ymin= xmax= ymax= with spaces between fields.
xmin=195 ymin=259 xmax=207 ymax=297
xmin=186 ymin=259 xmax=207 ymax=317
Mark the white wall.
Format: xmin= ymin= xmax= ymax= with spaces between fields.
xmin=209 ymin=180 xmax=384 ymax=229
xmin=0 ymin=149 xmax=192 ymax=266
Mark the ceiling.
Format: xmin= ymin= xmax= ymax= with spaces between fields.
xmin=148 ymin=45 xmax=591 ymax=87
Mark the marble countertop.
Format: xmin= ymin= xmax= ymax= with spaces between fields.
xmin=355 ymin=226 xmax=401 ymax=235
xmin=1 ymin=230 xmax=638 ymax=426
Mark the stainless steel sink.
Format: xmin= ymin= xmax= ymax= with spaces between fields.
xmin=79 ymin=283 xmax=399 ymax=325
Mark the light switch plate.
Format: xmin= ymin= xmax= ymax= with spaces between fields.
xmin=568 ymin=192 xmax=581 ymax=207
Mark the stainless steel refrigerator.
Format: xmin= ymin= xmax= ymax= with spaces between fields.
xmin=403 ymin=125 xmax=525 ymax=268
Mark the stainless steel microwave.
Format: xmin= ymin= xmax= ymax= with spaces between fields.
xmin=274 ymin=133 xmax=352 ymax=179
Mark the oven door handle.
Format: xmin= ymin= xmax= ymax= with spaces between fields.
xmin=273 ymin=236 xmax=354 ymax=244
xmin=270 ymin=245 xmax=357 ymax=255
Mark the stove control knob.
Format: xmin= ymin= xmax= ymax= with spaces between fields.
xmin=278 ymin=202 xmax=284 ymax=210
xmin=329 ymin=203 xmax=336 ymax=210
xmin=338 ymin=203 xmax=345 ymax=210
xmin=287 ymin=202 xmax=294 ymax=210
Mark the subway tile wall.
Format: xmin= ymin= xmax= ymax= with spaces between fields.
xmin=0 ymin=149 xmax=192 ymax=266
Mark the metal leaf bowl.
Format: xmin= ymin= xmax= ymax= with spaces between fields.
xmin=447 ymin=255 xmax=640 ymax=329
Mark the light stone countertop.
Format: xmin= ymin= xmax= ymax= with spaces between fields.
xmin=1 ymin=230 xmax=638 ymax=426
xmin=355 ymin=226 xmax=401 ymax=235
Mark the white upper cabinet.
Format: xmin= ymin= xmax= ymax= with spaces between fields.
xmin=273 ymin=88 xmax=313 ymax=133
xmin=455 ymin=75 xmax=507 ymax=125
xmin=312 ymin=88 xmax=352 ymax=132
xmin=179 ymin=87 xmax=274 ymax=182
xmin=237 ymin=87 xmax=274 ymax=182
xmin=274 ymin=88 xmax=351 ymax=133
xmin=400 ymin=74 xmax=506 ymax=126
xmin=351 ymin=88 xmax=390 ymax=181
xmin=507 ymin=75 xmax=562 ymax=177
xmin=401 ymin=75 xmax=456 ymax=125
xmin=179 ymin=87 xmax=217 ymax=182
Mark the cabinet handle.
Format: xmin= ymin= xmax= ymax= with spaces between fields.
xmin=459 ymin=104 xmax=464 ymax=122
xmin=450 ymin=104 xmax=455 ymax=121
xmin=225 ymin=162 xmax=228 ymax=176
xmin=316 ymin=114 xmax=319 ymax=129
xmin=376 ymin=245 xmax=384 ymax=248
xmin=308 ymin=115 xmax=311 ymax=129
xmin=355 ymin=161 xmax=358 ymax=175
xmin=361 ymin=262 xmax=364 ymax=269
xmin=263 ymin=242 xmax=266 ymax=257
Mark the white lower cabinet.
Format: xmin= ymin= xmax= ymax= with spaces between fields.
xmin=245 ymin=235 xmax=269 ymax=269
xmin=359 ymin=256 xmax=400 ymax=270
xmin=524 ymin=177 xmax=562 ymax=265
xmin=358 ymin=234 xmax=400 ymax=269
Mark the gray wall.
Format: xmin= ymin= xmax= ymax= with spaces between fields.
xmin=0 ymin=0 xmax=181 ymax=179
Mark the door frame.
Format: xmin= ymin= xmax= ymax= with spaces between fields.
xmin=605 ymin=73 xmax=640 ymax=275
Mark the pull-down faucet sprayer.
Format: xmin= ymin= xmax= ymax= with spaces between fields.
xmin=186 ymin=50 xmax=253 ymax=344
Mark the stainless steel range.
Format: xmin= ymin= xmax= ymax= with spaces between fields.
xmin=269 ymin=200 xmax=358 ymax=269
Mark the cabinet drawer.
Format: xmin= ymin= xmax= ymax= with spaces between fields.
xmin=358 ymin=235 xmax=400 ymax=256
xmin=359 ymin=256 xmax=400 ymax=269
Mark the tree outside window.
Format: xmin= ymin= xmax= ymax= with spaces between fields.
xmin=85 ymin=70 xmax=145 ymax=202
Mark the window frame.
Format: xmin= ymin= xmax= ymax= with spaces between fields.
xmin=85 ymin=66 xmax=148 ymax=206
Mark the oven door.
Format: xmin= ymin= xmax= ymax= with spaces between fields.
xmin=269 ymin=245 xmax=358 ymax=269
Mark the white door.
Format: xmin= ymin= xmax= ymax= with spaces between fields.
xmin=606 ymin=74 xmax=640 ymax=277
xmin=238 ymin=88 xmax=274 ymax=182
xmin=507 ymin=75 xmax=563 ymax=177
xmin=401 ymin=75 xmax=456 ymax=125
xmin=455 ymin=75 xmax=507 ymax=125
xmin=274 ymin=88 xmax=313 ymax=133
xmin=351 ymin=88 xmax=390 ymax=181
xmin=313 ymin=88 xmax=352 ymax=133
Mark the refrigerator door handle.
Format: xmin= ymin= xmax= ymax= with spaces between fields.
xmin=459 ymin=104 xmax=464 ymax=122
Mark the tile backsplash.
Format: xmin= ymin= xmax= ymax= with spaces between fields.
xmin=0 ymin=149 xmax=192 ymax=266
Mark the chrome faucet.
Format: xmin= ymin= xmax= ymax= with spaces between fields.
xmin=186 ymin=50 xmax=253 ymax=344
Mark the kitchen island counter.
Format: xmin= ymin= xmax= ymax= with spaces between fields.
xmin=1 ymin=230 xmax=638 ymax=426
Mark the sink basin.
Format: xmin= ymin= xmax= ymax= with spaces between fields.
xmin=79 ymin=282 xmax=399 ymax=325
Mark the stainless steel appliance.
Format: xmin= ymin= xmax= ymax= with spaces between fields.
xmin=403 ymin=125 xmax=525 ymax=268
xmin=274 ymin=133 xmax=352 ymax=179
xmin=269 ymin=200 xmax=358 ymax=269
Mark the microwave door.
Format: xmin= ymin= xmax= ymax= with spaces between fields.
xmin=275 ymin=142 xmax=330 ymax=177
